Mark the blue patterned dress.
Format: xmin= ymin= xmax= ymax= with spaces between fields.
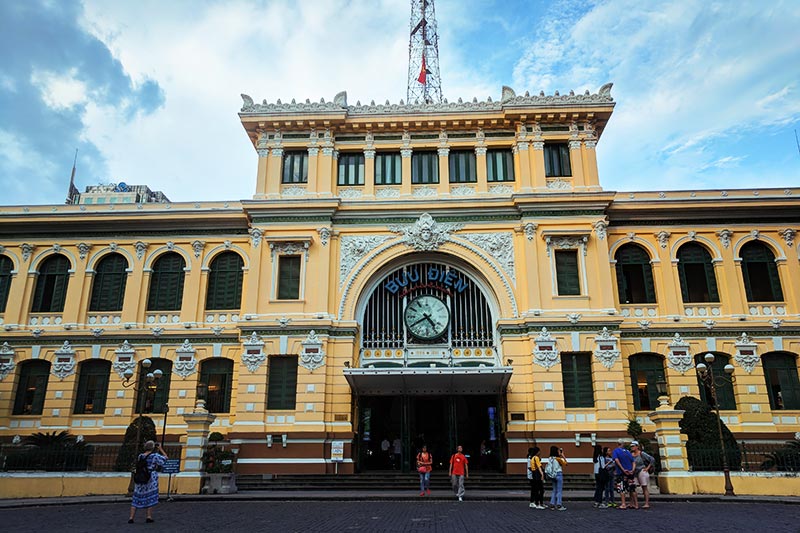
xmin=131 ymin=452 xmax=167 ymax=508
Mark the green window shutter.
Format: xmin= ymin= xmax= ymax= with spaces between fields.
xmin=206 ymin=252 xmax=244 ymax=310
xmin=629 ymin=354 xmax=666 ymax=410
xmin=277 ymin=255 xmax=301 ymax=300
xmin=337 ymin=153 xmax=365 ymax=186
xmin=740 ymin=242 xmax=783 ymax=302
xmin=412 ymin=152 xmax=439 ymax=184
xmin=282 ymin=151 xmax=309 ymax=184
xmin=89 ymin=253 xmax=128 ymax=311
xmin=555 ymin=250 xmax=580 ymax=296
xmin=0 ymin=255 xmax=12 ymax=313
xmin=763 ymin=353 xmax=800 ymax=410
xmin=677 ymin=244 xmax=718 ymax=303
xmin=147 ymin=253 xmax=186 ymax=311
xmin=615 ymin=245 xmax=656 ymax=304
xmin=562 ymin=353 xmax=594 ymax=408
xmin=695 ymin=354 xmax=736 ymax=410
xmin=74 ymin=360 xmax=111 ymax=414
xmin=268 ymin=355 xmax=298 ymax=410
xmin=544 ymin=143 xmax=572 ymax=177
xmin=31 ymin=255 xmax=71 ymax=312
xmin=200 ymin=358 xmax=234 ymax=413
xmin=448 ymin=150 xmax=476 ymax=183
xmin=375 ymin=153 xmax=401 ymax=185
xmin=13 ymin=360 xmax=50 ymax=415
xmin=486 ymin=150 xmax=514 ymax=182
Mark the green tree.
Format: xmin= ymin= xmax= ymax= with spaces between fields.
xmin=674 ymin=396 xmax=741 ymax=471
xmin=761 ymin=438 xmax=800 ymax=472
xmin=114 ymin=416 xmax=156 ymax=472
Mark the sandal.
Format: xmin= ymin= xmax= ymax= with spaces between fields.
xmin=642 ymin=505 xmax=650 ymax=509
xmin=618 ymin=505 xmax=628 ymax=509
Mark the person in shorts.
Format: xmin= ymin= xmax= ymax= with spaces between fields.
xmin=612 ymin=439 xmax=637 ymax=509
xmin=631 ymin=440 xmax=655 ymax=509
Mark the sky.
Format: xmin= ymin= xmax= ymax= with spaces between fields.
xmin=1 ymin=0 xmax=799 ymax=206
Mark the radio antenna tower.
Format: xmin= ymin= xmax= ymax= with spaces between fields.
xmin=407 ymin=0 xmax=443 ymax=104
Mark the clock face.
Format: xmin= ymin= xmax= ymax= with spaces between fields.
xmin=404 ymin=295 xmax=450 ymax=340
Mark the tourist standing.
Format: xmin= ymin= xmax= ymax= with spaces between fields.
xmin=449 ymin=444 xmax=469 ymax=501
xmin=602 ymin=446 xmax=616 ymax=507
xmin=631 ymin=440 xmax=655 ymax=509
xmin=546 ymin=445 xmax=568 ymax=511
xmin=592 ymin=444 xmax=605 ymax=508
xmin=416 ymin=445 xmax=433 ymax=496
xmin=527 ymin=446 xmax=545 ymax=509
xmin=612 ymin=439 xmax=637 ymax=509
xmin=129 ymin=440 xmax=168 ymax=524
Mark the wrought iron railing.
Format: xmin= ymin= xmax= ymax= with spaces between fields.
xmin=686 ymin=441 xmax=800 ymax=472
xmin=0 ymin=444 xmax=182 ymax=472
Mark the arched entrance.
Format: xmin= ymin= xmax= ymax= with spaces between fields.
xmin=344 ymin=253 xmax=511 ymax=473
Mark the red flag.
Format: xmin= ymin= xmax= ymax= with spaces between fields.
xmin=418 ymin=54 xmax=427 ymax=84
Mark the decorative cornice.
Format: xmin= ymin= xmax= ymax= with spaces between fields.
xmin=240 ymin=84 xmax=614 ymax=115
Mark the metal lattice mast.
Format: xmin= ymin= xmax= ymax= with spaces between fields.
xmin=407 ymin=0 xmax=443 ymax=104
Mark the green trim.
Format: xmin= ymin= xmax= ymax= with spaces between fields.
xmin=519 ymin=210 xmax=606 ymax=217
xmin=336 ymin=214 xmax=520 ymax=225
xmin=251 ymin=216 xmax=331 ymax=224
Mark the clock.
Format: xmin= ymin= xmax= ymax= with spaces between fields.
xmin=404 ymin=295 xmax=450 ymax=340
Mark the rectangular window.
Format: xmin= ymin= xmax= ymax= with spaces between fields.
xmin=411 ymin=151 xmax=439 ymax=184
xmin=74 ymin=367 xmax=110 ymax=414
xmin=267 ymin=355 xmax=298 ymax=410
xmin=337 ymin=153 xmax=365 ymax=186
xmin=448 ymin=150 xmax=477 ymax=183
xmin=487 ymin=149 xmax=515 ymax=182
xmin=375 ymin=152 xmax=402 ymax=185
xmin=544 ymin=143 xmax=572 ymax=177
xmin=282 ymin=151 xmax=309 ymax=184
xmin=277 ymin=255 xmax=301 ymax=300
xmin=555 ymin=250 xmax=581 ymax=296
xmin=13 ymin=363 xmax=50 ymax=415
xmin=562 ymin=352 xmax=594 ymax=408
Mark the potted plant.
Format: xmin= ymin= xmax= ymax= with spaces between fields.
xmin=201 ymin=432 xmax=237 ymax=494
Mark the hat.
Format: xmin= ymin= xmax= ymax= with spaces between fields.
xmin=630 ymin=440 xmax=639 ymax=447
xmin=617 ymin=438 xmax=626 ymax=445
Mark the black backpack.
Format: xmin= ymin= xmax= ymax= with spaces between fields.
xmin=133 ymin=455 xmax=151 ymax=484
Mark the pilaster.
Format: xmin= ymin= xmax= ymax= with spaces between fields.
xmin=400 ymin=149 xmax=412 ymax=195
xmin=437 ymin=147 xmax=450 ymax=195
xmin=363 ymin=149 xmax=375 ymax=197
xmin=475 ymin=146 xmax=488 ymax=193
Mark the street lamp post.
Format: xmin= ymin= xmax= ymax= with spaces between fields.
xmin=122 ymin=358 xmax=163 ymax=493
xmin=695 ymin=352 xmax=736 ymax=497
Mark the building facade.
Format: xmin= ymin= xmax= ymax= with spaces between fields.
xmin=1 ymin=85 xmax=799 ymax=475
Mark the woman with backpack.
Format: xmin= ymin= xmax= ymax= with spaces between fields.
xmin=527 ymin=447 xmax=545 ymax=509
xmin=129 ymin=440 xmax=168 ymax=524
xmin=592 ymin=444 xmax=605 ymax=508
xmin=546 ymin=445 xmax=568 ymax=511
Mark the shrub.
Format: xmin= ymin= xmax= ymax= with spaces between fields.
xmin=674 ymin=396 xmax=741 ymax=471
xmin=114 ymin=416 xmax=157 ymax=472
xmin=761 ymin=438 xmax=800 ymax=472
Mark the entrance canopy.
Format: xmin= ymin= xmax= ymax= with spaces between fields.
xmin=343 ymin=366 xmax=512 ymax=396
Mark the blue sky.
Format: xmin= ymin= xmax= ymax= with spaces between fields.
xmin=1 ymin=0 xmax=799 ymax=205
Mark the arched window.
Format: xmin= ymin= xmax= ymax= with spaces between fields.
xmin=135 ymin=359 xmax=172 ymax=414
xmin=147 ymin=253 xmax=186 ymax=311
xmin=89 ymin=253 xmax=129 ymax=312
xmin=31 ymin=254 xmax=71 ymax=312
xmin=0 ymin=255 xmax=12 ymax=313
xmin=629 ymin=353 xmax=666 ymax=411
xmin=740 ymin=242 xmax=783 ymax=302
xmin=13 ymin=360 xmax=51 ymax=415
xmin=199 ymin=358 xmax=234 ymax=413
xmin=74 ymin=359 xmax=111 ymax=414
xmin=762 ymin=352 xmax=800 ymax=410
xmin=677 ymin=243 xmax=719 ymax=303
xmin=695 ymin=353 xmax=736 ymax=410
xmin=205 ymin=252 xmax=244 ymax=311
xmin=615 ymin=244 xmax=656 ymax=304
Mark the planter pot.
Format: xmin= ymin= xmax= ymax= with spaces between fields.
xmin=202 ymin=473 xmax=237 ymax=494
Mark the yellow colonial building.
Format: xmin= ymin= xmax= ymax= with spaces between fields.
xmin=1 ymin=84 xmax=799 ymax=482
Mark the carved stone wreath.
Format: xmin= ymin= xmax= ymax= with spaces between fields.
xmin=531 ymin=328 xmax=559 ymax=369
xmin=459 ymin=232 xmax=516 ymax=284
xmin=300 ymin=330 xmax=325 ymax=371
xmin=388 ymin=213 xmax=463 ymax=252
xmin=113 ymin=340 xmax=137 ymax=380
xmin=174 ymin=339 xmax=197 ymax=378
xmin=52 ymin=341 xmax=76 ymax=380
xmin=593 ymin=327 xmax=620 ymax=369
xmin=0 ymin=342 xmax=15 ymax=381
xmin=666 ymin=333 xmax=693 ymax=373
xmin=241 ymin=332 xmax=266 ymax=373
xmin=734 ymin=332 xmax=759 ymax=373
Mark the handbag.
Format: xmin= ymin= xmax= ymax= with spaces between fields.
xmin=418 ymin=466 xmax=427 ymax=474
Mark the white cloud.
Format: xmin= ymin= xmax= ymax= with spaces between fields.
xmin=512 ymin=0 xmax=800 ymax=191
xmin=30 ymin=68 xmax=88 ymax=110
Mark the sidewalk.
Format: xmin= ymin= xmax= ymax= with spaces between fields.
xmin=2 ymin=489 xmax=799 ymax=509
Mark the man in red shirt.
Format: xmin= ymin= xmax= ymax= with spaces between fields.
xmin=449 ymin=445 xmax=469 ymax=501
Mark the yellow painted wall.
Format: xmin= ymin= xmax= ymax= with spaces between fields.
xmin=659 ymin=472 xmax=800 ymax=496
